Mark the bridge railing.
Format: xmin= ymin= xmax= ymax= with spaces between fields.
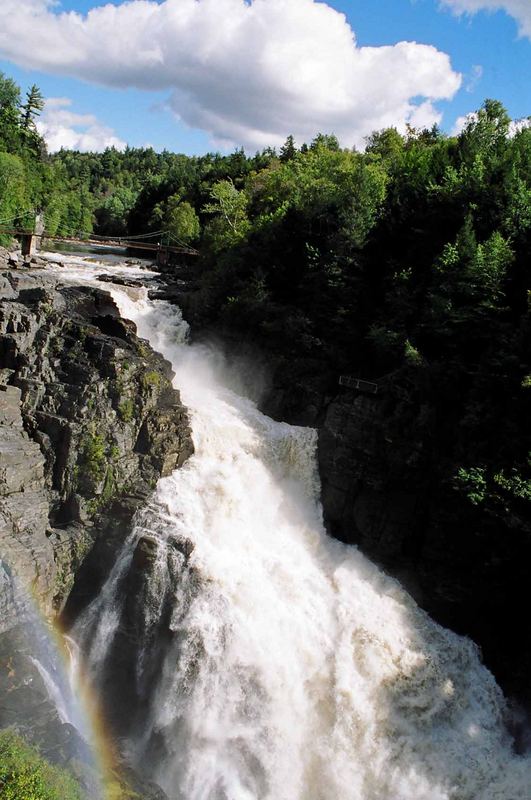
xmin=40 ymin=233 xmax=199 ymax=256
xmin=338 ymin=375 xmax=379 ymax=394
xmin=0 ymin=225 xmax=199 ymax=257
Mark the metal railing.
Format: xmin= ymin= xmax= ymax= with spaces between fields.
xmin=338 ymin=375 xmax=379 ymax=394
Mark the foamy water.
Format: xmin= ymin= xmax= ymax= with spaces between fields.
xmin=47 ymin=255 xmax=531 ymax=800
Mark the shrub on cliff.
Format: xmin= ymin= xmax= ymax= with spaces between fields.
xmin=0 ymin=729 xmax=84 ymax=800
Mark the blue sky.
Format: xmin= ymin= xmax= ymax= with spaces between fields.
xmin=0 ymin=0 xmax=529 ymax=154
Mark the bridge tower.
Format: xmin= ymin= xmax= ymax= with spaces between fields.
xmin=20 ymin=212 xmax=44 ymax=257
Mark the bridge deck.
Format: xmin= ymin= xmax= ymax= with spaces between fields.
xmin=42 ymin=234 xmax=198 ymax=256
xmin=0 ymin=227 xmax=198 ymax=257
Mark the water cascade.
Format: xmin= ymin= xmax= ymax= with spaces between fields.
xmin=51 ymin=259 xmax=531 ymax=800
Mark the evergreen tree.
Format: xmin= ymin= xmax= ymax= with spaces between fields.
xmin=280 ymin=135 xmax=297 ymax=163
xmin=21 ymin=84 xmax=45 ymax=130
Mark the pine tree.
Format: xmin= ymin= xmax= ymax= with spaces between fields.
xmin=280 ymin=135 xmax=297 ymax=162
xmin=21 ymin=84 xmax=45 ymax=130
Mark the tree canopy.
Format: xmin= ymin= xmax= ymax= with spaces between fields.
xmin=1 ymin=74 xmax=530 ymax=540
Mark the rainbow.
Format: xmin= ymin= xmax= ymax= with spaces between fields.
xmin=2 ymin=571 xmax=127 ymax=800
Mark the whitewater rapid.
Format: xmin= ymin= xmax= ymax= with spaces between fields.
xmin=50 ymin=256 xmax=531 ymax=800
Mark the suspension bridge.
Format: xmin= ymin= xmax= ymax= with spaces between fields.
xmin=0 ymin=210 xmax=199 ymax=265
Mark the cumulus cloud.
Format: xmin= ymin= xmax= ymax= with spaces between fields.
xmin=510 ymin=117 xmax=531 ymax=134
xmin=0 ymin=0 xmax=462 ymax=149
xmin=37 ymin=97 xmax=126 ymax=152
xmin=451 ymin=112 xmax=475 ymax=135
xmin=442 ymin=0 xmax=531 ymax=39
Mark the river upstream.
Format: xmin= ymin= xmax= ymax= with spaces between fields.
xmin=34 ymin=252 xmax=531 ymax=799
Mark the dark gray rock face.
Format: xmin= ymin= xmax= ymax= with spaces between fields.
xmin=318 ymin=391 xmax=424 ymax=560
xmin=0 ymin=262 xmax=193 ymax=797
xmin=0 ymin=384 xmax=53 ymax=629
xmin=0 ymin=267 xmax=193 ymax=622
xmin=317 ymin=385 xmax=531 ymax=710
xmin=0 ymin=243 xmax=51 ymax=273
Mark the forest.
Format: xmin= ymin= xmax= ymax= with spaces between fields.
xmin=2 ymin=68 xmax=531 ymax=571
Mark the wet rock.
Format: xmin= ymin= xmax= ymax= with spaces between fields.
xmin=0 ymin=258 xmax=193 ymax=795
xmin=97 ymin=274 xmax=143 ymax=288
xmin=132 ymin=535 xmax=159 ymax=570
xmin=0 ymin=267 xmax=193 ymax=624
xmin=0 ymin=385 xmax=53 ymax=630
xmin=92 ymin=313 xmax=138 ymax=342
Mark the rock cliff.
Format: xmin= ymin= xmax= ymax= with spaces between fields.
xmin=0 ymin=259 xmax=193 ymax=797
xmin=0 ymin=266 xmax=193 ymax=623
xmin=318 ymin=384 xmax=531 ymax=715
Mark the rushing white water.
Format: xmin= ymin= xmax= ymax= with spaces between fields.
xmin=50 ymin=257 xmax=531 ymax=800
xmin=29 ymin=653 xmax=76 ymax=728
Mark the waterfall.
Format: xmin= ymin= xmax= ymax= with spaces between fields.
xmin=53 ymin=259 xmax=531 ymax=800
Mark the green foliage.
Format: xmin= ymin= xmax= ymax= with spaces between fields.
xmin=160 ymin=195 xmax=200 ymax=244
xmin=279 ymin=135 xmax=297 ymax=163
xmin=0 ymin=73 xmax=20 ymax=113
xmin=96 ymin=187 xmax=137 ymax=237
xmin=472 ymin=231 xmax=513 ymax=305
xmin=367 ymin=325 xmax=403 ymax=358
xmin=21 ymin=84 xmax=45 ymax=131
xmin=77 ymin=431 xmax=107 ymax=491
xmin=203 ymin=179 xmax=249 ymax=248
xmin=404 ymin=339 xmax=424 ymax=367
xmin=365 ymin=127 xmax=405 ymax=161
xmin=460 ymin=99 xmax=511 ymax=162
xmin=118 ymin=399 xmax=134 ymax=422
xmin=493 ymin=469 xmax=531 ymax=502
xmin=455 ymin=467 xmax=488 ymax=506
xmin=0 ymin=729 xmax=84 ymax=800
xmin=1 ymin=72 xmax=530 ymax=532
xmin=0 ymin=72 xmax=98 ymax=240
xmin=0 ymin=152 xmax=28 ymax=244
xmin=100 ymin=466 xmax=116 ymax=505
xmin=0 ymin=72 xmax=24 ymax=156
xmin=141 ymin=370 xmax=162 ymax=389
xmin=75 ymin=431 xmax=124 ymax=511
xmin=455 ymin=463 xmax=531 ymax=515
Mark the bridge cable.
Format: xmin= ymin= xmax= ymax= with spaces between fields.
xmin=0 ymin=209 xmax=37 ymax=225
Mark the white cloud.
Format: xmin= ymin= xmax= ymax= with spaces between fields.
xmin=510 ymin=117 xmax=531 ymax=134
xmin=451 ymin=111 xmax=476 ymax=135
xmin=442 ymin=0 xmax=531 ymax=39
xmin=0 ymin=0 xmax=462 ymax=150
xmin=37 ymin=97 xmax=126 ymax=152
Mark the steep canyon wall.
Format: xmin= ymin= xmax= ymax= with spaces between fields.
xmin=0 ymin=256 xmax=192 ymax=793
